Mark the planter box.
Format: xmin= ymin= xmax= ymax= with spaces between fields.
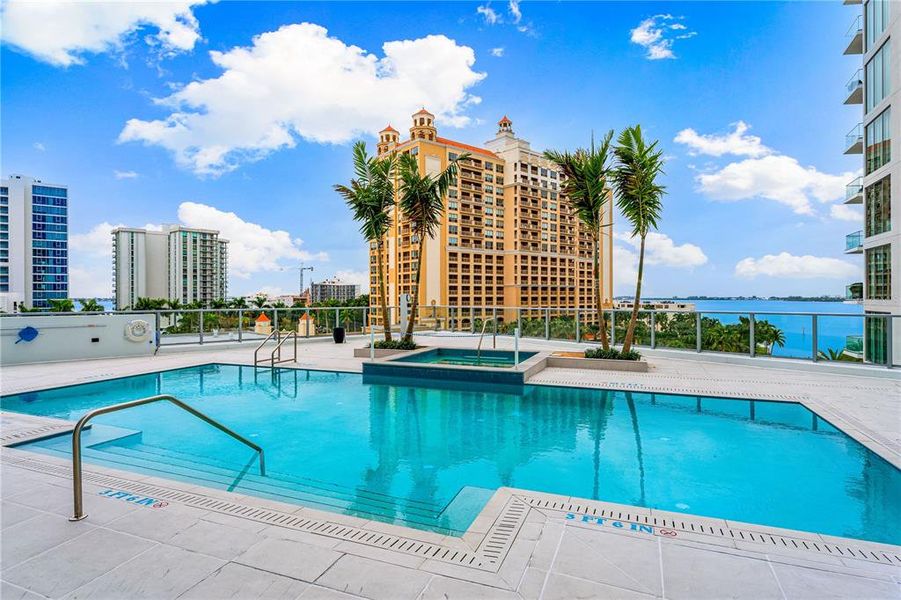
xmin=353 ymin=347 xmax=414 ymax=359
xmin=547 ymin=355 xmax=649 ymax=373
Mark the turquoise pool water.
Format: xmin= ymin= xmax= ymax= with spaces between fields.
xmin=394 ymin=348 xmax=537 ymax=367
xmin=2 ymin=364 xmax=898 ymax=543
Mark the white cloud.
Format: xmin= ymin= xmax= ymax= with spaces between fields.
xmin=176 ymin=202 xmax=328 ymax=278
xmin=333 ymin=270 xmax=370 ymax=288
xmin=32 ymin=142 xmax=45 ymax=151
xmin=476 ymin=5 xmax=501 ymax=25
xmin=696 ymin=154 xmax=853 ymax=215
xmin=0 ymin=0 xmax=208 ymax=67
xmin=508 ymin=1 xmax=522 ymax=24
xmin=830 ymin=204 xmax=862 ymax=222
xmin=70 ymin=221 xmax=124 ymax=257
xmin=119 ymin=24 xmax=485 ymax=176
xmin=630 ymin=14 xmax=695 ymax=60
xmin=674 ymin=121 xmax=771 ymax=158
xmin=490 ymin=47 xmax=505 ymax=57
xmin=114 ymin=170 xmax=139 ymax=179
xmin=616 ymin=232 xmax=708 ymax=268
xmin=70 ymin=265 xmax=112 ymax=298
xmin=735 ymin=253 xmax=858 ymax=280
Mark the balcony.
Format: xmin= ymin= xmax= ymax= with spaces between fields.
xmin=845 ymin=230 xmax=863 ymax=254
xmin=843 ymin=14 xmax=862 ymax=55
xmin=844 ymin=69 xmax=863 ymax=104
xmin=845 ymin=282 xmax=863 ymax=301
xmin=844 ymin=176 xmax=863 ymax=204
xmin=844 ymin=123 xmax=862 ymax=154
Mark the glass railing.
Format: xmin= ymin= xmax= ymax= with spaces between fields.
xmin=846 ymin=69 xmax=863 ymax=95
xmin=845 ymin=176 xmax=863 ymax=201
xmin=845 ymin=123 xmax=862 ymax=152
xmin=845 ymin=282 xmax=863 ymax=300
xmin=845 ymin=230 xmax=863 ymax=251
xmin=846 ymin=14 xmax=862 ymax=38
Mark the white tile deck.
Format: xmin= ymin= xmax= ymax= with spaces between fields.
xmin=1 ymin=335 xmax=899 ymax=599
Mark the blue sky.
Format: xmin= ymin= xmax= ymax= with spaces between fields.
xmin=1 ymin=1 xmax=864 ymax=298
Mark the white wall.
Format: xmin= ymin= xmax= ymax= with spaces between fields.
xmin=0 ymin=314 xmax=156 ymax=365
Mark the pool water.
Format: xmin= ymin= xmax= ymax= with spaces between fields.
xmin=394 ymin=348 xmax=536 ymax=367
xmin=2 ymin=364 xmax=898 ymax=543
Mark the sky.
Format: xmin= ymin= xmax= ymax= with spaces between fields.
xmin=0 ymin=0 xmax=865 ymax=299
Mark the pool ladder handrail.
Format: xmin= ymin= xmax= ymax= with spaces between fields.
xmin=254 ymin=329 xmax=298 ymax=367
xmin=475 ymin=318 xmax=496 ymax=363
xmin=69 ymin=394 xmax=264 ymax=522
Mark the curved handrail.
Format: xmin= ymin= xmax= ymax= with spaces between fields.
xmin=254 ymin=329 xmax=280 ymax=366
xmin=69 ymin=394 xmax=264 ymax=521
xmin=270 ymin=331 xmax=297 ymax=365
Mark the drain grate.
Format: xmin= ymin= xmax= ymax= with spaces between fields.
xmin=1 ymin=424 xmax=72 ymax=446
xmin=521 ymin=496 xmax=901 ymax=566
xmin=1 ymin=452 xmax=524 ymax=571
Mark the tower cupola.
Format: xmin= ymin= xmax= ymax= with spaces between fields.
xmin=377 ymin=124 xmax=399 ymax=155
xmin=410 ymin=108 xmax=437 ymax=141
xmin=497 ymin=115 xmax=514 ymax=135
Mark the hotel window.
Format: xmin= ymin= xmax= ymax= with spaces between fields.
xmin=865 ymin=244 xmax=892 ymax=300
xmin=449 ymin=237 xmax=458 ymax=246
xmin=865 ymin=0 xmax=891 ymax=50
xmin=448 ymin=152 xmax=458 ymax=161
xmin=866 ymin=39 xmax=891 ymax=112
xmin=865 ymin=175 xmax=891 ymax=237
xmin=865 ymin=107 xmax=891 ymax=174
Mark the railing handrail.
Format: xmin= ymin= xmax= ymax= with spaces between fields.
xmin=69 ymin=393 xmax=264 ymax=521
xmin=270 ymin=330 xmax=298 ymax=366
xmin=254 ymin=329 xmax=280 ymax=366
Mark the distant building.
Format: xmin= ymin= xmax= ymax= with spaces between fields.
xmin=112 ymin=225 xmax=228 ymax=309
xmin=842 ymin=1 xmax=899 ymax=365
xmin=0 ymin=174 xmax=69 ymax=311
xmin=310 ymin=278 xmax=360 ymax=303
xmin=612 ymin=300 xmax=697 ymax=312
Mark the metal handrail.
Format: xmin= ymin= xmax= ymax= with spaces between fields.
xmin=270 ymin=331 xmax=298 ymax=366
xmin=69 ymin=394 xmax=264 ymax=521
xmin=253 ymin=329 xmax=280 ymax=367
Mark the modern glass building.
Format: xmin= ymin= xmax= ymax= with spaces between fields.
xmin=0 ymin=175 xmax=68 ymax=311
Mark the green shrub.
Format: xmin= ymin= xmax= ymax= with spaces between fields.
xmin=583 ymin=347 xmax=642 ymax=361
xmin=372 ymin=338 xmax=419 ymax=350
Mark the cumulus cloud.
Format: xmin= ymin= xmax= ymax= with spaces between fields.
xmin=490 ymin=47 xmax=505 ymax=57
xmin=119 ymin=24 xmax=485 ymax=176
xmin=830 ymin=204 xmax=863 ymax=222
xmin=114 ymin=170 xmax=139 ymax=179
xmin=696 ymin=155 xmax=853 ymax=215
xmin=176 ymin=202 xmax=327 ymax=277
xmin=0 ymin=0 xmax=208 ymax=67
xmin=614 ymin=232 xmax=707 ymax=294
xmin=674 ymin=121 xmax=771 ymax=158
xmin=630 ymin=14 xmax=696 ymax=60
xmin=333 ymin=270 xmax=370 ymax=288
xmin=735 ymin=253 xmax=858 ymax=279
xmin=476 ymin=4 xmax=501 ymax=25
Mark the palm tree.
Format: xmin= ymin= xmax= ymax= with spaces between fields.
xmin=77 ymin=298 xmax=103 ymax=312
xmin=612 ymin=125 xmax=666 ymax=354
xmin=166 ymin=298 xmax=182 ymax=311
xmin=396 ymin=151 xmax=467 ymax=342
xmin=545 ymin=132 xmax=615 ymax=350
xmin=229 ymin=296 xmax=248 ymax=309
xmin=334 ymin=142 xmax=396 ymax=341
xmin=251 ymin=295 xmax=269 ymax=309
xmin=48 ymin=298 xmax=75 ymax=312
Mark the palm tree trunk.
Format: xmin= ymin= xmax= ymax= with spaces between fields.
xmin=376 ymin=237 xmax=391 ymax=341
xmin=593 ymin=231 xmax=610 ymax=350
xmin=403 ymin=233 xmax=424 ymax=341
xmin=622 ymin=234 xmax=646 ymax=354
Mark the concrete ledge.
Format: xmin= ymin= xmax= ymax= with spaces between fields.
xmin=547 ymin=355 xmax=649 ymax=373
xmin=352 ymin=347 xmax=413 ymax=358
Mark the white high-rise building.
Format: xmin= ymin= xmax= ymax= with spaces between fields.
xmin=843 ymin=0 xmax=900 ymax=365
xmin=0 ymin=175 xmax=69 ymax=312
xmin=112 ymin=225 xmax=228 ymax=309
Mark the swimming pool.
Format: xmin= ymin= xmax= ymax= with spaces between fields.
xmin=393 ymin=348 xmax=537 ymax=367
xmin=2 ymin=364 xmax=898 ymax=543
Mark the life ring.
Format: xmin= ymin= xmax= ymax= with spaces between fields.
xmin=124 ymin=319 xmax=152 ymax=343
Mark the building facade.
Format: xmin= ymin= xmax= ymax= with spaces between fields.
xmin=370 ymin=110 xmax=613 ymax=328
xmin=310 ymin=278 xmax=360 ymax=303
xmin=844 ymin=0 xmax=900 ymax=365
xmin=0 ymin=175 xmax=68 ymax=311
xmin=112 ymin=225 xmax=228 ymax=309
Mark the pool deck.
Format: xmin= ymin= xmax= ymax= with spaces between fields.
xmin=1 ymin=335 xmax=900 ymax=599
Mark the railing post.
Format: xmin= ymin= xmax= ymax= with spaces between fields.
xmin=886 ymin=315 xmax=894 ymax=368
xmin=811 ymin=314 xmax=818 ymax=361
xmin=611 ymin=310 xmax=616 ymax=347
xmin=575 ymin=308 xmax=581 ymax=343
xmin=335 ymin=308 xmax=339 ymax=332
xmin=517 ymin=307 xmax=522 ymax=335
xmin=154 ymin=311 xmax=161 ymax=352
xmin=305 ymin=308 xmax=311 ymax=338
xmin=514 ymin=326 xmax=520 ymax=365
xmin=470 ymin=307 xmax=475 ymax=334
xmin=545 ymin=308 xmax=550 ymax=340
xmin=749 ymin=313 xmax=756 ymax=357
xmin=273 ymin=308 xmax=279 ymax=335
xmin=493 ymin=306 xmax=498 ymax=338
xmin=370 ymin=320 xmax=375 ymax=360
xmin=695 ymin=312 xmax=702 ymax=353
xmin=199 ymin=309 xmax=204 ymax=345
xmin=238 ymin=309 xmax=243 ymax=343
xmin=650 ymin=311 xmax=656 ymax=349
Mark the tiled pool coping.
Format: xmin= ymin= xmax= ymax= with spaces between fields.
xmin=363 ymin=347 xmax=549 ymax=385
